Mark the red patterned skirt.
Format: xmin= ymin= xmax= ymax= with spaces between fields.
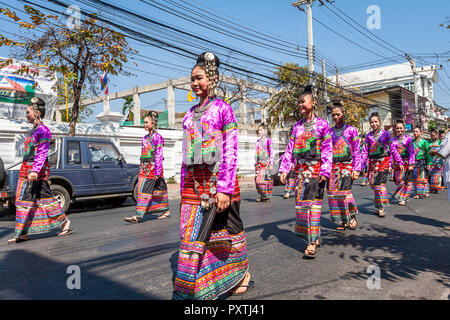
xmin=14 ymin=161 xmax=66 ymax=237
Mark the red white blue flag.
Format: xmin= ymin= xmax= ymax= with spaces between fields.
xmin=100 ymin=72 xmax=108 ymax=95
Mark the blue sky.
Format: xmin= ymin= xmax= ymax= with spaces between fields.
xmin=0 ymin=0 xmax=449 ymax=120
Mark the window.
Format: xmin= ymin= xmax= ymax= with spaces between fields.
xmin=403 ymin=82 xmax=415 ymax=92
xmin=88 ymin=143 xmax=119 ymax=163
xmin=67 ymin=141 xmax=81 ymax=165
xmin=48 ymin=140 xmax=58 ymax=168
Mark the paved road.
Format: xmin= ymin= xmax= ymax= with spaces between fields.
xmin=0 ymin=181 xmax=449 ymax=300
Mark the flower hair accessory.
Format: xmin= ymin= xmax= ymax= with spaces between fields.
xmin=31 ymin=97 xmax=39 ymax=106
xmin=148 ymin=110 xmax=159 ymax=128
xmin=30 ymin=97 xmax=42 ymax=122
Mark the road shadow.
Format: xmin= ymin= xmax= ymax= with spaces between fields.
xmin=0 ymin=249 xmax=159 ymax=299
xmin=320 ymin=224 xmax=450 ymax=286
xmin=394 ymin=214 xmax=449 ymax=229
xmin=254 ymin=216 xmax=450 ymax=288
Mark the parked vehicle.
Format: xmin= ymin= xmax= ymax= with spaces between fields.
xmin=0 ymin=137 xmax=140 ymax=217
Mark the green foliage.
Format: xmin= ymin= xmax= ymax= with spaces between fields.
xmin=122 ymin=95 xmax=134 ymax=121
xmin=266 ymin=63 xmax=310 ymax=127
xmin=167 ymin=176 xmax=176 ymax=184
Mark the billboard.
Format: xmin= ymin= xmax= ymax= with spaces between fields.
xmin=0 ymin=58 xmax=57 ymax=120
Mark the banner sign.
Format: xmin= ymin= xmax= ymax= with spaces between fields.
xmin=0 ymin=58 xmax=57 ymax=120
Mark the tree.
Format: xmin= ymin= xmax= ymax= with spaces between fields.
xmin=0 ymin=5 xmax=137 ymax=135
xmin=55 ymin=76 xmax=93 ymax=123
xmin=121 ymin=95 xmax=134 ymax=121
xmin=326 ymin=84 xmax=370 ymax=131
xmin=266 ymin=63 xmax=314 ymax=127
xmin=266 ymin=62 xmax=369 ymax=131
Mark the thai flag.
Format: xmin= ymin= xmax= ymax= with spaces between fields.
xmin=100 ymin=72 xmax=108 ymax=95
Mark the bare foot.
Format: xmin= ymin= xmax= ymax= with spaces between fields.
xmin=158 ymin=210 xmax=171 ymax=219
xmin=7 ymin=235 xmax=30 ymax=244
xmin=124 ymin=216 xmax=141 ymax=224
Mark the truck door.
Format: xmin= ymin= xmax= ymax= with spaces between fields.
xmin=87 ymin=142 xmax=129 ymax=192
xmin=61 ymin=139 xmax=97 ymax=196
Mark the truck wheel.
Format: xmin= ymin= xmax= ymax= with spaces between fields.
xmin=132 ymin=183 xmax=138 ymax=204
xmin=0 ymin=157 xmax=5 ymax=188
xmin=50 ymin=184 xmax=71 ymax=213
xmin=109 ymin=196 xmax=128 ymax=207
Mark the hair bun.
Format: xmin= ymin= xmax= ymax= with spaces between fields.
xmin=197 ymin=52 xmax=220 ymax=68
xmin=332 ymin=99 xmax=344 ymax=107
xmin=302 ymin=85 xmax=313 ymax=94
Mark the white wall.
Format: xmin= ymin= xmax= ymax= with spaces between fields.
xmin=0 ymin=118 xmax=286 ymax=181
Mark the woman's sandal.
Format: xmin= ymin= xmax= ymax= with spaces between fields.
xmin=304 ymin=243 xmax=317 ymax=258
xmin=228 ymin=273 xmax=255 ymax=296
xmin=413 ymin=195 xmax=420 ymax=199
xmin=283 ymin=194 xmax=290 ymax=199
xmin=7 ymin=236 xmax=30 ymax=244
xmin=158 ymin=210 xmax=171 ymax=219
xmin=377 ymin=209 xmax=386 ymax=218
xmin=256 ymin=197 xmax=262 ymax=202
xmin=336 ymin=223 xmax=347 ymax=231
xmin=57 ymin=220 xmax=74 ymax=236
xmin=398 ymin=201 xmax=406 ymax=206
xmin=124 ymin=216 xmax=141 ymax=224
xmin=348 ymin=216 xmax=358 ymax=230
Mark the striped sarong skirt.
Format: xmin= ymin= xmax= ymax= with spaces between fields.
xmin=173 ymin=164 xmax=248 ymax=300
xmin=14 ymin=161 xmax=66 ymax=237
xmin=368 ymin=156 xmax=390 ymax=209
xmin=294 ymin=161 xmax=325 ymax=244
xmin=393 ymin=161 xmax=414 ymax=202
xmin=255 ymin=162 xmax=273 ymax=199
xmin=413 ymin=159 xmax=429 ymax=195
xmin=327 ymin=162 xmax=358 ymax=225
xmin=135 ymin=162 xmax=169 ymax=217
xmin=429 ymin=159 xmax=445 ymax=191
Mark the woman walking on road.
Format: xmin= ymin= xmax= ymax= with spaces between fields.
xmin=124 ymin=112 xmax=170 ymax=223
xmin=173 ymin=52 xmax=252 ymax=300
xmin=391 ymin=120 xmax=415 ymax=206
xmin=8 ymin=97 xmax=72 ymax=244
xmin=327 ymin=101 xmax=361 ymax=231
xmin=255 ymin=123 xmax=274 ymax=202
xmin=279 ymin=85 xmax=333 ymax=259
xmin=412 ymin=127 xmax=430 ymax=199
xmin=360 ymin=112 xmax=403 ymax=217
xmin=428 ymin=129 xmax=445 ymax=194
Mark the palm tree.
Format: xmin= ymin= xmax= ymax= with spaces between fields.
xmin=122 ymin=95 xmax=134 ymax=121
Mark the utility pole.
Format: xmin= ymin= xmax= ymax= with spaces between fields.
xmin=292 ymin=1 xmax=313 ymax=86
xmin=322 ymin=59 xmax=329 ymax=119
xmin=405 ymin=54 xmax=443 ymax=130
xmin=405 ymin=54 xmax=420 ymax=129
xmin=292 ymin=0 xmax=333 ymax=86
xmin=335 ymin=66 xmax=339 ymax=86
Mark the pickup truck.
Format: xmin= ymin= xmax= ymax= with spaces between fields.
xmin=0 ymin=137 xmax=140 ymax=217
